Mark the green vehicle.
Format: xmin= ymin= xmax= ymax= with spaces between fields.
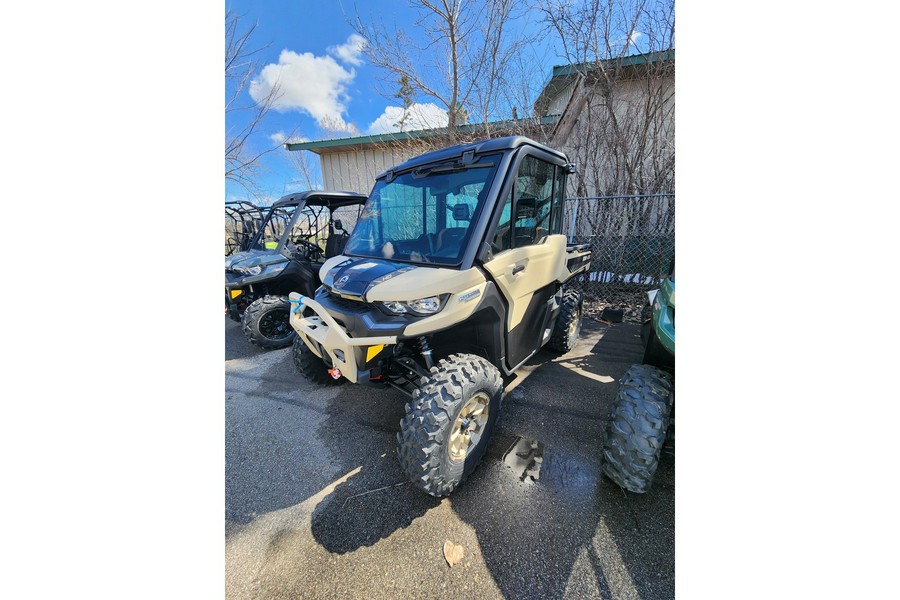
xmin=601 ymin=260 xmax=674 ymax=493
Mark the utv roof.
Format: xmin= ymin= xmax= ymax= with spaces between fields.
xmin=377 ymin=136 xmax=569 ymax=179
xmin=268 ymin=190 xmax=367 ymax=210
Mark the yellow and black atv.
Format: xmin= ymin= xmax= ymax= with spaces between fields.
xmin=290 ymin=137 xmax=591 ymax=496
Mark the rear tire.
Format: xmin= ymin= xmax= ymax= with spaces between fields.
xmin=601 ymin=364 xmax=673 ymax=493
xmin=397 ymin=354 xmax=503 ymax=497
xmin=241 ymin=295 xmax=295 ymax=349
xmin=548 ymin=289 xmax=582 ymax=353
xmin=292 ymin=336 xmax=344 ymax=385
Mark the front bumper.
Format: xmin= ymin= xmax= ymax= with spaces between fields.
xmin=289 ymin=292 xmax=398 ymax=384
xmin=224 ymin=284 xmax=253 ymax=317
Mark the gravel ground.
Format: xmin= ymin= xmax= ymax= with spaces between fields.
xmin=225 ymin=316 xmax=674 ymax=599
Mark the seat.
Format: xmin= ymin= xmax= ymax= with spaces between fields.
xmin=435 ymin=227 xmax=467 ymax=256
xmin=325 ymin=230 xmax=348 ymax=258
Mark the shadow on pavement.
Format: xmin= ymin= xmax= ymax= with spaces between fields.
xmin=270 ymin=320 xmax=673 ymax=597
xmin=309 ymin=384 xmax=441 ymax=553
xmin=225 ymin=317 xmax=271 ymax=361
xmin=442 ymin=320 xmax=671 ymax=599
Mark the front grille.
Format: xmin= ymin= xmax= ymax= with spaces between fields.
xmin=321 ymin=291 xmax=368 ymax=313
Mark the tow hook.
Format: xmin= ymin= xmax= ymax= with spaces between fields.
xmin=328 ymin=368 xmax=342 ymax=380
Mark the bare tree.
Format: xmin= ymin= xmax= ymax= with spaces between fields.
xmin=540 ymin=0 xmax=675 ymax=197
xmin=352 ymin=0 xmax=536 ymax=145
xmin=468 ymin=0 xmax=541 ymax=134
xmin=285 ymin=142 xmax=322 ymax=192
xmin=225 ymin=11 xmax=285 ymax=193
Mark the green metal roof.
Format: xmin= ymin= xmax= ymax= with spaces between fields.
xmin=285 ymin=115 xmax=559 ymax=153
xmin=549 ymin=49 xmax=674 ymax=78
xmin=533 ymin=49 xmax=674 ymax=117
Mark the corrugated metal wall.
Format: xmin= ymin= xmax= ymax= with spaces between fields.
xmin=320 ymin=147 xmax=420 ymax=193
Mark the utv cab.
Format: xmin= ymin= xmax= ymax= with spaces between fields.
xmin=225 ymin=191 xmax=367 ymax=348
xmin=224 ymin=201 xmax=268 ymax=257
xmin=289 ymin=137 xmax=591 ymax=496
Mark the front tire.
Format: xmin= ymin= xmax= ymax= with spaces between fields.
xmin=601 ymin=364 xmax=674 ymax=493
xmin=397 ymin=354 xmax=503 ymax=497
xmin=548 ymin=289 xmax=583 ymax=353
xmin=292 ymin=336 xmax=344 ymax=385
xmin=241 ymin=295 xmax=295 ymax=349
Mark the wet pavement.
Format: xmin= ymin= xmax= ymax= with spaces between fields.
xmin=225 ymin=316 xmax=674 ymax=599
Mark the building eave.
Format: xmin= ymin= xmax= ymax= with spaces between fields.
xmin=533 ymin=49 xmax=675 ymax=116
xmin=285 ymin=116 xmax=559 ymax=154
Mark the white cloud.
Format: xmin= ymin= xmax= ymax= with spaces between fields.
xmin=250 ymin=46 xmax=357 ymax=132
xmin=285 ymin=180 xmax=323 ymax=192
xmin=628 ymin=31 xmax=642 ymax=46
xmin=329 ymin=34 xmax=366 ymax=66
xmin=366 ymin=103 xmax=449 ymax=135
xmin=269 ymin=131 xmax=286 ymax=145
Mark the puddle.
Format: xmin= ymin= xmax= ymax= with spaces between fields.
xmin=501 ymin=436 xmax=599 ymax=492
xmin=502 ymin=437 xmax=545 ymax=482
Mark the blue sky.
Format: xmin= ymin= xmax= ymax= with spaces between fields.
xmin=225 ymin=0 xmax=571 ymax=204
xmin=224 ymin=1 xmax=665 ymax=204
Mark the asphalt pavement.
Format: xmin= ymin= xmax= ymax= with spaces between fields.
xmin=225 ymin=316 xmax=675 ymax=599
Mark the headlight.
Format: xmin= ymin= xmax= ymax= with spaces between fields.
xmin=379 ymin=295 xmax=447 ymax=316
xmin=235 ymin=263 xmax=286 ymax=277
xmin=382 ymin=301 xmax=408 ymax=314
xmin=235 ymin=265 xmax=263 ymax=276
xmin=406 ymin=296 xmax=443 ymax=314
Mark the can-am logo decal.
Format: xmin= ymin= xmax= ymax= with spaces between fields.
xmin=336 ymin=275 xmax=350 ymax=287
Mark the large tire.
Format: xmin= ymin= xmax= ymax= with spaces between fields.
xmin=601 ymin=364 xmax=674 ymax=493
xmin=291 ymin=336 xmax=344 ymax=385
xmin=241 ymin=295 xmax=295 ymax=349
xmin=548 ymin=289 xmax=583 ymax=353
xmin=397 ymin=353 xmax=503 ymax=497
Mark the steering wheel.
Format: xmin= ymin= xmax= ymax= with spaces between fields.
xmin=291 ymin=238 xmax=323 ymax=259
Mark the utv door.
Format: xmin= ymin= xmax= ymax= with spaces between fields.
xmin=482 ymin=153 xmax=568 ymax=368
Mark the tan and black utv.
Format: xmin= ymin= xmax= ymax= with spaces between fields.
xmin=290 ymin=137 xmax=591 ymax=496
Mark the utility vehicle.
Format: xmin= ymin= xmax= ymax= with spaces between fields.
xmin=601 ymin=260 xmax=675 ymax=493
xmin=225 ymin=201 xmax=267 ymax=256
xmin=289 ymin=137 xmax=592 ymax=496
xmin=225 ymin=191 xmax=367 ymax=348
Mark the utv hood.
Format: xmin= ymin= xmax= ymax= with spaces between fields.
xmin=322 ymin=257 xmax=414 ymax=298
xmin=225 ymin=249 xmax=286 ymax=270
xmin=321 ymin=256 xmax=486 ymax=302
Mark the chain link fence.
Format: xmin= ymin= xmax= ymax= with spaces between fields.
xmin=564 ymin=194 xmax=674 ymax=322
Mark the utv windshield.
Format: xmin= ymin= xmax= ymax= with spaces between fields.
xmin=343 ymin=156 xmax=499 ymax=266
xmin=247 ymin=204 xmax=332 ymax=252
xmin=247 ymin=205 xmax=296 ymax=251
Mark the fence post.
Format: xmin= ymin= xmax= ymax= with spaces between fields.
xmin=568 ymin=198 xmax=579 ymax=243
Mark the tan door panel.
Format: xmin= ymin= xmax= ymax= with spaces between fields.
xmin=483 ymin=235 xmax=567 ymax=330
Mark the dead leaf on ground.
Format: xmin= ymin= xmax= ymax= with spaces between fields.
xmin=443 ymin=540 xmax=465 ymax=567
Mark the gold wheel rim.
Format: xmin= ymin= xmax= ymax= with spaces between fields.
xmin=569 ymin=307 xmax=581 ymax=340
xmin=448 ymin=392 xmax=491 ymax=463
